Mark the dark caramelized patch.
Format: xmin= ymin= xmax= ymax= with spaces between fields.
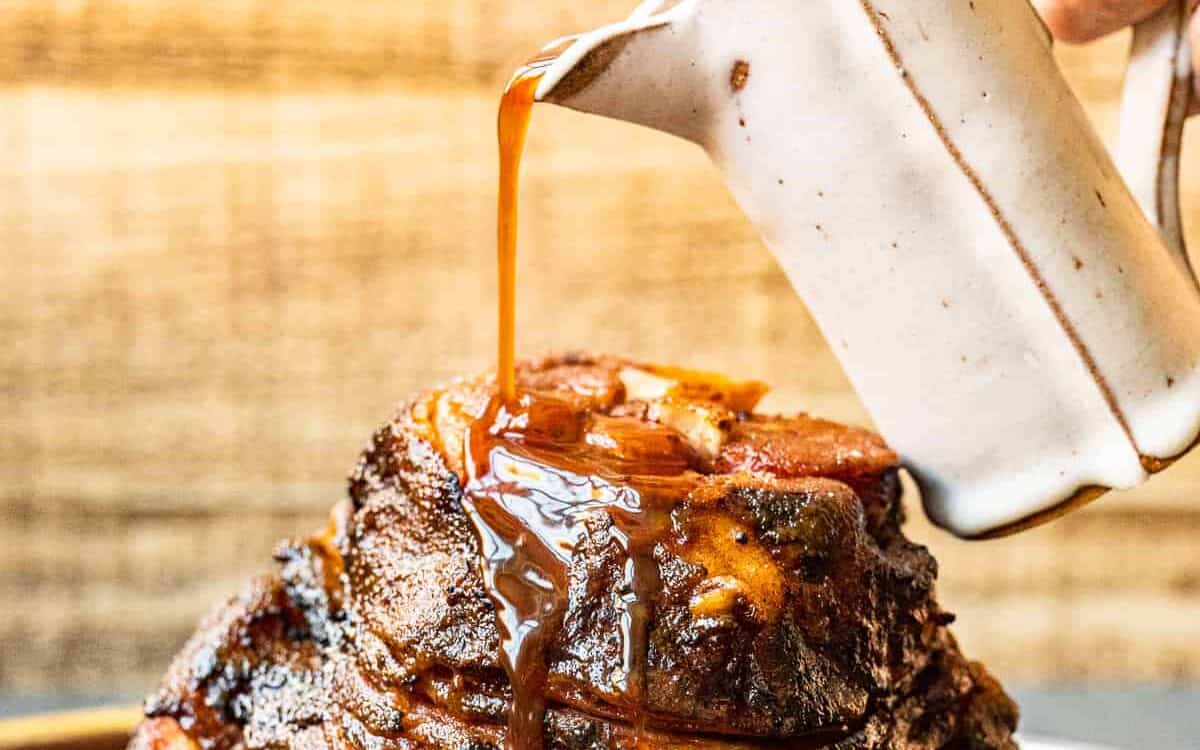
xmin=716 ymin=415 xmax=898 ymax=480
xmin=140 ymin=574 xmax=326 ymax=750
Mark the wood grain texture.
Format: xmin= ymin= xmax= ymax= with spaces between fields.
xmin=0 ymin=5 xmax=1197 ymax=696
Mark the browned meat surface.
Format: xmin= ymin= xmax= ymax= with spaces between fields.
xmin=130 ymin=354 xmax=1018 ymax=750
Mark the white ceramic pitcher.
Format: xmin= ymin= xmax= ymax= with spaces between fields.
xmin=529 ymin=0 xmax=1200 ymax=537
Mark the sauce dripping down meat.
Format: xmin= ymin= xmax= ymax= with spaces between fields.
xmin=462 ymin=391 xmax=702 ymax=749
xmin=478 ymin=45 xmax=706 ymax=750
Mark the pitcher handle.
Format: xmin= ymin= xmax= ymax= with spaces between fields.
xmin=1117 ymin=0 xmax=1196 ymax=286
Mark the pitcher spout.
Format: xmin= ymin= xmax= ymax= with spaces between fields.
xmin=534 ymin=0 xmax=709 ymax=144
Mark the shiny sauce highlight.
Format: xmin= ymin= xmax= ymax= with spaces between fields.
xmin=463 ymin=393 xmax=700 ymax=749
xmin=480 ymin=45 xmax=684 ymax=750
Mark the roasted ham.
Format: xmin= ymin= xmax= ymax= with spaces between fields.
xmin=130 ymin=354 xmax=1017 ymax=749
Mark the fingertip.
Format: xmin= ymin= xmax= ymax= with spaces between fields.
xmin=1036 ymin=0 xmax=1172 ymax=44
xmin=1033 ymin=1 xmax=1099 ymax=43
xmin=1190 ymin=11 xmax=1200 ymax=115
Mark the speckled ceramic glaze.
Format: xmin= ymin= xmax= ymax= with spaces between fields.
xmin=534 ymin=0 xmax=1200 ymax=537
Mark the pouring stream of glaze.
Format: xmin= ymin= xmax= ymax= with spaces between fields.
xmin=476 ymin=45 xmax=668 ymax=749
xmin=496 ymin=67 xmax=540 ymax=403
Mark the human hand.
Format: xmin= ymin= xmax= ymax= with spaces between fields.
xmin=1035 ymin=0 xmax=1200 ymax=112
xmin=1033 ymin=0 xmax=1196 ymax=44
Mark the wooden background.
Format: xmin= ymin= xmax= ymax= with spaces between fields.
xmin=1 ymin=0 xmax=1198 ymax=698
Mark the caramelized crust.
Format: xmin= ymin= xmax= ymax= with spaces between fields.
xmin=131 ymin=354 xmax=1017 ymax=750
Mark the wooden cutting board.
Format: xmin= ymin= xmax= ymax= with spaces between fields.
xmin=0 ymin=708 xmax=140 ymax=750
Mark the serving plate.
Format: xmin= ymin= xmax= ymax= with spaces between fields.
xmin=0 ymin=708 xmax=1114 ymax=750
xmin=0 ymin=706 xmax=140 ymax=750
xmin=1019 ymin=738 xmax=1116 ymax=750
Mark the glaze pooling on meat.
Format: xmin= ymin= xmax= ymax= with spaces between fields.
xmin=130 ymin=354 xmax=1019 ymax=750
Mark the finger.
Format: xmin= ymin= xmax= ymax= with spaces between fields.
xmin=1191 ymin=9 xmax=1200 ymax=115
xmin=1034 ymin=0 xmax=1170 ymax=43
